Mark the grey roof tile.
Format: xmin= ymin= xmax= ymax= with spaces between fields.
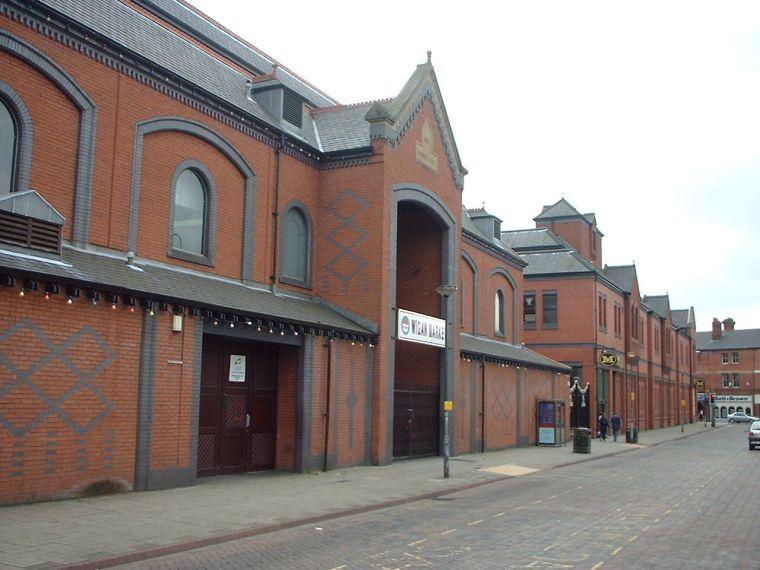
xmin=461 ymin=210 xmax=525 ymax=266
xmin=312 ymin=104 xmax=374 ymax=153
xmin=671 ymin=309 xmax=689 ymax=328
xmin=697 ymin=329 xmax=760 ymax=350
xmin=137 ymin=0 xmax=336 ymax=107
xmin=642 ymin=295 xmax=670 ymax=319
xmin=603 ymin=265 xmax=636 ymax=293
xmin=534 ymin=198 xmax=586 ymax=221
xmin=520 ymin=250 xmax=596 ymax=277
xmin=0 ymin=246 xmax=372 ymax=334
xmin=460 ymin=333 xmax=571 ymax=371
xmin=501 ymin=228 xmax=567 ymax=252
xmin=39 ymin=0 xmax=322 ymax=149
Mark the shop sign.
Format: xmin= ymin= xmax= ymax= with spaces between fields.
xmin=715 ymin=394 xmax=752 ymax=403
xmin=697 ymin=392 xmax=707 ymax=403
xmin=228 ymin=354 xmax=246 ymax=382
xmin=599 ymin=351 xmax=619 ymax=368
xmin=397 ymin=308 xmax=446 ymax=348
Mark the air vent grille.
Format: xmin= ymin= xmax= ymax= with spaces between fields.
xmin=282 ymin=90 xmax=303 ymax=128
xmin=0 ymin=210 xmax=61 ymax=253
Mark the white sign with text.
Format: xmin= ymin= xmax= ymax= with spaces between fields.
xmin=397 ymin=308 xmax=446 ymax=348
xmin=228 ymin=354 xmax=246 ymax=382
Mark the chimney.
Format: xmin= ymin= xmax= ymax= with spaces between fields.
xmin=722 ymin=318 xmax=735 ymax=331
xmin=711 ymin=318 xmax=722 ymax=340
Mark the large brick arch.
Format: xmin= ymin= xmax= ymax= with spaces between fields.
xmin=128 ymin=117 xmax=257 ymax=279
xmin=0 ymin=30 xmax=96 ymax=245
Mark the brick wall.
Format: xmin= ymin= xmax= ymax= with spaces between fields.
xmin=0 ymin=288 xmax=142 ymax=504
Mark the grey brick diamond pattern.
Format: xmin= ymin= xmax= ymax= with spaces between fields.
xmin=490 ymin=377 xmax=509 ymax=421
xmin=324 ymin=190 xmax=369 ymax=292
xmin=0 ymin=319 xmax=116 ymax=436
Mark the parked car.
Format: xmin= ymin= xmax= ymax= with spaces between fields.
xmin=749 ymin=421 xmax=760 ymax=450
xmin=728 ymin=411 xmax=759 ymax=423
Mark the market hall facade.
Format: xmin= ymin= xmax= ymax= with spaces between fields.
xmin=0 ymin=0 xmax=568 ymax=504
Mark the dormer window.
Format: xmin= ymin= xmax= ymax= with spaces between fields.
xmin=493 ymin=219 xmax=500 ymax=239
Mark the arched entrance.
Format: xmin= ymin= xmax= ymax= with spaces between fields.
xmin=389 ymin=185 xmax=456 ymax=460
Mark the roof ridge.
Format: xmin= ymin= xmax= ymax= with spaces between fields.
xmin=310 ymin=97 xmax=394 ymax=114
xmin=175 ymin=0 xmax=339 ymax=104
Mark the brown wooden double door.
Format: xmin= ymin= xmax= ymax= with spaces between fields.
xmin=197 ymin=336 xmax=277 ymax=477
xmin=393 ymin=388 xmax=439 ymax=459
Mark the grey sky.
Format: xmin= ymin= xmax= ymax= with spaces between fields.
xmin=191 ymin=0 xmax=760 ymax=330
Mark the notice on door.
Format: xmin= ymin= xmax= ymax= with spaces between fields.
xmin=229 ymin=354 xmax=246 ymax=382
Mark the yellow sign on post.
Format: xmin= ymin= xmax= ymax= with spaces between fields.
xmin=681 ymin=399 xmax=685 ymax=407
xmin=443 ymin=400 xmax=454 ymax=411
xmin=630 ymin=392 xmax=635 ymax=401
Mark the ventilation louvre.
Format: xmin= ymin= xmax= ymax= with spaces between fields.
xmin=282 ymin=90 xmax=303 ymax=128
xmin=0 ymin=210 xmax=61 ymax=253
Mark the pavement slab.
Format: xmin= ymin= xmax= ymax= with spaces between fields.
xmin=0 ymin=423 xmax=722 ymax=569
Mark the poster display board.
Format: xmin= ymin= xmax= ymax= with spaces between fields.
xmin=537 ymin=400 xmax=566 ymax=446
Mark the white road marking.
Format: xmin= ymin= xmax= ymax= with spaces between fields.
xmin=591 ymin=562 xmax=605 ymax=569
xmin=612 ymin=547 xmax=623 ymax=556
xmin=468 ymin=520 xmax=483 ymax=526
xmin=440 ymin=529 xmax=456 ymax=535
xmin=407 ymin=539 xmax=426 ymax=546
xmin=493 ymin=512 xmax=506 ymax=517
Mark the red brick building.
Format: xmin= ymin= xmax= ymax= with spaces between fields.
xmin=0 ymin=0 xmax=568 ymax=504
xmin=697 ymin=319 xmax=760 ymax=419
xmin=502 ymin=198 xmax=698 ymax=436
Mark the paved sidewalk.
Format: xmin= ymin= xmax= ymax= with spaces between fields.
xmin=0 ymin=423 xmax=720 ymax=569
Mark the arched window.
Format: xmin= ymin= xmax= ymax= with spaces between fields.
xmin=281 ymin=206 xmax=310 ymax=286
xmin=171 ymin=168 xmax=207 ymax=256
xmin=0 ymin=98 xmax=17 ymax=195
xmin=494 ymin=289 xmax=505 ymax=335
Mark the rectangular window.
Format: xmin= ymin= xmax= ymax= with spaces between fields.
xmin=733 ymin=373 xmax=740 ymax=387
xmin=598 ymin=295 xmax=603 ymax=328
xmin=722 ymin=373 xmax=731 ymax=388
xmin=732 ymin=352 xmax=739 ymax=364
xmin=640 ymin=318 xmax=644 ymax=345
xmin=542 ymin=292 xmax=558 ymax=328
xmin=721 ymin=353 xmax=728 ymax=364
xmin=603 ymin=298 xmax=608 ymax=329
xmin=523 ymin=292 xmax=536 ymax=325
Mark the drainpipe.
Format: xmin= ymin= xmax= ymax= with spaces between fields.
xmin=480 ymin=360 xmax=486 ymax=453
xmin=270 ymin=134 xmax=285 ymax=289
xmin=322 ymin=339 xmax=333 ymax=471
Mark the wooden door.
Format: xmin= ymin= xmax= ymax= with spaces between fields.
xmin=393 ymin=388 xmax=439 ymax=459
xmin=197 ymin=336 xmax=278 ymax=476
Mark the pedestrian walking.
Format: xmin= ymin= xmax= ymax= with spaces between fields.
xmin=597 ymin=413 xmax=609 ymax=441
xmin=611 ymin=411 xmax=622 ymax=442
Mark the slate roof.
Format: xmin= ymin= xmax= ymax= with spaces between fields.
xmin=534 ymin=198 xmax=587 ymax=221
xmin=603 ymin=265 xmax=636 ymax=293
xmin=136 ymin=0 xmax=336 ymax=106
xmin=312 ymin=104 xmax=375 ymax=153
xmin=461 ymin=210 xmax=526 ymax=267
xmin=0 ymin=246 xmax=373 ymax=335
xmin=671 ymin=309 xmax=689 ymax=328
xmin=642 ymin=295 xmax=669 ymax=319
xmin=37 ymin=0 xmax=329 ymax=151
xmin=501 ymin=228 xmax=568 ymax=252
xmin=520 ymin=250 xmax=597 ymax=277
xmin=697 ymin=329 xmax=760 ymax=351
xmin=460 ymin=334 xmax=571 ymax=372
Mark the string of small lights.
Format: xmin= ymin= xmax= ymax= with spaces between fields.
xmin=2 ymin=275 xmax=376 ymax=347
xmin=460 ymin=351 xmax=572 ymax=374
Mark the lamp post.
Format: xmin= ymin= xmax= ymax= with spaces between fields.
xmin=436 ymin=284 xmax=457 ymax=479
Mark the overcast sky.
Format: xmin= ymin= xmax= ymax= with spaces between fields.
xmin=192 ymin=0 xmax=760 ymax=331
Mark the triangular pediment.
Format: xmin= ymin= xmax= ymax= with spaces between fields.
xmin=365 ymin=56 xmax=467 ymax=189
xmin=0 ymin=190 xmax=65 ymax=225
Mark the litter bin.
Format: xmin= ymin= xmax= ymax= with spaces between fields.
xmin=573 ymin=427 xmax=591 ymax=454
xmin=625 ymin=428 xmax=639 ymax=444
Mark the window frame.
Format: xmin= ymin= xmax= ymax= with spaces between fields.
xmin=732 ymin=352 xmax=739 ymax=364
xmin=722 ymin=373 xmax=730 ymax=388
xmin=279 ymin=200 xmax=313 ymax=289
xmin=523 ymin=291 xmax=536 ymax=329
xmin=733 ymin=373 xmax=740 ymax=388
xmin=494 ymin=288 xmax=506 ymax=337
xmin=167 ymin=160 xmax=216 ymax=266
xmin=721 ymin=352 xmax=729 ymax=365
xmin=0 ymin=82 xmax=34 ymax=196
xmin=542 ymin=290 xmax=558 ymax=329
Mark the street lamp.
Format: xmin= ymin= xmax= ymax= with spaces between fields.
xmin=436 ymin=284 xmax=457 ymax=479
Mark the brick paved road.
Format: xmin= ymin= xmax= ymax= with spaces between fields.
xmin=123 ymin=425 xmax=760 ymax=569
